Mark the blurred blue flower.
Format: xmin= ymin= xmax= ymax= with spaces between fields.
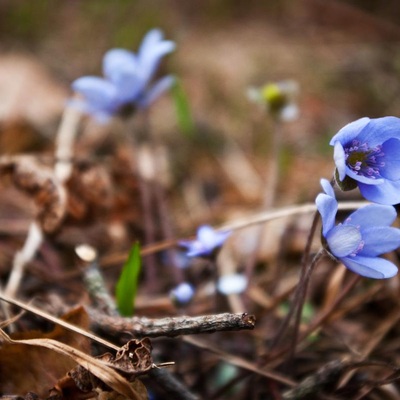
xmin=179 ymin=225 xmax=231 ymax=258
xmin=331 ymin=116 xmax=400 ymax=205
xmin=217 ymin=273 xmax=248 ymax=295
xmin=170 ymin=282 xmax=194 ymax=305
xmin=71 ymin=29 xmax=175 ymax=122
xmin=316 ymin=179 xmax=400 ymax=279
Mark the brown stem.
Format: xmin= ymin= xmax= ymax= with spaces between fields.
xmin=269 ymin=211 xmax=320 ymax=350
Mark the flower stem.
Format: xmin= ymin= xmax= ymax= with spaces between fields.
xmin=269 ymin=210 xmax=321 ymax=350
xmin=4 ymin=222 xmax=43 ymax=298
xmin=54 ymin=105 xmax=82 ymax=183
xmin=4 ymin=106 xmax=81 ymax=299
xmin=244 ymin=119 xmax=282 ymax=301
xmin=286 ymin=248 xmax=325 ymax=365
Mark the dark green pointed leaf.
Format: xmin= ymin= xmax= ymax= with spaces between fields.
xmin=116 ymin=242 xmax=141 ymax=316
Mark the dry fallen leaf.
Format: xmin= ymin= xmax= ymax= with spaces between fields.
xmin=0 ymin=307 xmax=90 ymax=397
xmin=51 ymin=338 xmax=152 ymax=400
xmin=0 ymin=155 xmax=66 ymax=233
xmin=0 ymin=305 xmax=150 ymax=399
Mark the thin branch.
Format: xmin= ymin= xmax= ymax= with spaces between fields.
xmin=88 ymin=310 xmax=256 ymax=338
xmin=183 ymin=336 xmax=296 ymax=388
xmin=149 ymin=368 xmax=200 ymax=400
xmin=100 ymin=200 xmax=369 ymax=266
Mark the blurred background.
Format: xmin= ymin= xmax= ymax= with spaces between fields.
xmin=2 ymin=0 xmax=400 ymax=210
xmin=2 ymin=2 xmax=400 ymax=398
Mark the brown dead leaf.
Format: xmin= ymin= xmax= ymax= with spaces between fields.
xmin=0 ymin=156 xmax=66 ymax=233
xmin=51 ymin=339 xmax=152 ymax=400
xmin=0 ymin=331 xmax=143 ymax=400
xmin=0 ymin=307 xmax=90 ymax=397
xmin=66 ymin=161 xmax=113 ymax=222
xmin=109 ymin=338 xmax=153 ymax=377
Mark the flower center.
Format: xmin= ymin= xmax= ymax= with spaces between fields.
xmin=345 ymin=140 xmax=385 ymax=179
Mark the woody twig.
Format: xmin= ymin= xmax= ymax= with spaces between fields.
xmin=88 ymin=309 xmax=256 ymax=338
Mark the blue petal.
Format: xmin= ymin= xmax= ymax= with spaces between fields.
xmin=138 ymin=75 xmax=175 ymax=108
xmin=326 ymin=225 xmax=361 ymax=258
xmin=329 ymin=117 xmax=370 ymax=146
xmin=356 ymin=116 xmax=400 ymax=148
xmin=315 ymin=193 xmax=337 ymax=236
xmin=103 ymin=49 xmax=137 ymax=81
xmin=345 ymin=166 xmax=384 ymax=185
xmin=170 ymin=282 xmax=194 ymax=303
xmin=137 ymin=29 xmax=175 ymax=86
xmin=138 ymin=42 xmax=175 ymax=84
xmin=333 ymin=142 xmax=347 ymax=181
xmin=380 ymin=138 xmax=400 ymax=181
xmin=72 ymin=76 xmax=118 ymax=113
xmin=103 ymin=49 xmax=145 ymax=103
xmin=197 ymin=225 xmax=230 ymax=249
xmin=340 ymin=255 xmax=398 ymax=279
xmin=138 ymin=29 xmax=164 ymax=55
xmin=320 ymin=178 xmax=335 ymax=197
xmin=179 ymin=240 xmax=207 ymax=257
xmin=344 ymin=204 xmax=396 ymax=227
xmin=358 ymin=179 xmax=400 ymax=205
xmin=359 ymin=227 xmax=400 ymax=257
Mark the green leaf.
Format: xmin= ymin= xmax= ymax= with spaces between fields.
xmin=116 ymin=242 xmax=141 ymax=316
xmin=172 ymin=78 xmax=195 ymax=137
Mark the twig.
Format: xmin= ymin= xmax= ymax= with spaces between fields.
xmin=88 ymin=310 xmax=255 ymax=338
xmin=286 ymin=249 xmax=325 ymax=364
xmin=269 ymin=212 xmax=321 ymax=351
xmin=282 ymin=360 xmax=345 ymax=399
xmin=149 ymin=368 xmax=200 ymax=400
xmin=100 ymin=200 xmax=368 ymax=267
xmin=183 ymin=336 xmax=296 ymax=387
xmin=282 ymin=359 xmax=400 ymax=400
xmin=81 ymin=256 xmax=118 ymax=316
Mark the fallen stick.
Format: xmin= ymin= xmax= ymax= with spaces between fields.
xmin=88 ymin=309 xmax=256 ymax=338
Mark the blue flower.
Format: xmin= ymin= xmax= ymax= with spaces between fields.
xmin=71 ymin=29 xmax=175 ymax=122
xmin=179 ymin=225 xmax=231 ymax=258
xmin=330 ymin=116 xmax=400 ymax=205
xmin=316 ymin=179 xmax=400 ymax=279
xmin=170 ymin=282 xmax=194 ymax=305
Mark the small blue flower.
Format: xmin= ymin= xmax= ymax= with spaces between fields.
xmin=316 ymin=179 xmax=400 ymax=279
xmin=71 ymin=29 xmax=175 ymax=122
xmin=179 ymin=225 xmax=231 ymax=258
xmin=330 ymin=116 xmax=400 ymax=205
xmin=170 ymin=282 xmax=194 ymax=305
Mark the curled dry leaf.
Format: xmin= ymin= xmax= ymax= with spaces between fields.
xmin=0 ymin=329 xmax=149 ymax=400
xmin=52 ymin=338 xmax=152 ymax=399
xmin=0 ymin=307 xmax=90 ymax=396
xmin=0 ymin=156 xmax=66 ymax=233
